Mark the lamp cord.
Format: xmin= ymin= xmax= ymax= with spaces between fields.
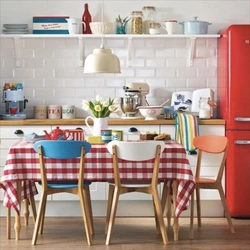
xmin=100 ymin=0 xmax=104 ymax=49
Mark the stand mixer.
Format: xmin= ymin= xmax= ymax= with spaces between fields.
xmin=120 ymin=82 xmax=149 ymax=119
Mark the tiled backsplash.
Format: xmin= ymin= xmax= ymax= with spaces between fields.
xmin=0 ymin=36 xmax=218 ymax=118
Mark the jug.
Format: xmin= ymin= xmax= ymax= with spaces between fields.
xmin=66 ymin=18 xmax=81 ymax=34
xmin=199 ymin=97 xmax=217 ymax=119
xmin=44 ymin=126 xmax=70 ymax=140
xmin=85 ymin=116 xmax=108 ymax=136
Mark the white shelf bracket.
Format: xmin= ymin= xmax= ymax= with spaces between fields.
xmin=127 ymin=36 xmax=133 ymax=67
xmin=13 ymin=37 xmax=21 ymax=67
xmin=78 ymin=37 xmax=85 ymax=67
xmin=189 ymin=37 xmax=196 ymax=67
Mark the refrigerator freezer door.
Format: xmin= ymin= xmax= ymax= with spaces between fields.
xmin=218 ymin=25 xmax=250 ymax=130
xmin=226 ymin=130 xmax=250 ymax=217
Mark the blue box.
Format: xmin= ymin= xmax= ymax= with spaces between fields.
xmin=33 ymin=16 xmax=69 ymax=34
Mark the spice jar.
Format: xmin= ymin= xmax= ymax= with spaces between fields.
xmin=131 ymin=11 xmax=143 ymax=34
xmin=149 ymin=22 xmax=160 ymax=35
xmin=142 ymin=6 xmax=156 ymax=34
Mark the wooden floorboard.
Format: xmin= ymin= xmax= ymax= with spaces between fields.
xmin=0 ymin=217 xmax=250 ymax=249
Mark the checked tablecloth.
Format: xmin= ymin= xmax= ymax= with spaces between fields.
xmin=0 ymin=139 xmax=195 ymax=217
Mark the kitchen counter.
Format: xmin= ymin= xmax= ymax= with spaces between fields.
xmin=0 ymin=118 xmax=225 ymax=126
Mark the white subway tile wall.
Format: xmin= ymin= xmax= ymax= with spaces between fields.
xmin=0 ymin=37 xmax=218 ymax=118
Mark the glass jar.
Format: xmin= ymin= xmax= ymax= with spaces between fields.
xmin=149 ymin=22 xmax=160 ymax=35
xmin=131 ymin=11 xmax=143 ymax=34
xmin=142 ymin=6 xmax=156 ymax=34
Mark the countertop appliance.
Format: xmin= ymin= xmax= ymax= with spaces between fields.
xmin=218 ymin=24 xmax=250 ymax=217
xmin=120 ymin=82 xmax=149 ymax=119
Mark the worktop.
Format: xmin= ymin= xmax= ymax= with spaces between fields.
xmin=0 ymin=118 xmax=225 ymax=126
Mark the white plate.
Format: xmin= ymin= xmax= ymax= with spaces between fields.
xmin=3 ymin=30 xmax=29 ymax=34
xmin=3 ymin=24 xmax=28 ymax=29
xmin=121 ymin=116 xmax=144 ymax=120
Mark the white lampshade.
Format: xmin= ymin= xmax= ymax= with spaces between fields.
xmin=84 ymin=48 xmax=121 ymax=74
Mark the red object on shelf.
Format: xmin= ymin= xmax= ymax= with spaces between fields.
xmin=218 ymin=24 xmax=250 ymax=217
xmin=82 ymin=3 xmax=92 ymax=34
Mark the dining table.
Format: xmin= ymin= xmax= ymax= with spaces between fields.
xmin=0 ymin=139 xmax=195 ymax=241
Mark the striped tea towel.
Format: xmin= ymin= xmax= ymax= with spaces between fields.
xmin=175 ymin=112 xmax=199 ymax=154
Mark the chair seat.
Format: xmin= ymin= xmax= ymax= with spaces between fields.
xmin=39 ymin=181 xmax=92 ymax=189
xmin=195 ymin=177 xmax=216 ymax=184
xmin=109 ymin=180 xmax=159 ymax=188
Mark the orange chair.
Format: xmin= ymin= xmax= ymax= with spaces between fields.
xmin=189 ymin=135 xmax=235 ymax=239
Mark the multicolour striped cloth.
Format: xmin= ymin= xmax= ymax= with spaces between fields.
xmin=175 ymin=112 xmax=200 ymax=154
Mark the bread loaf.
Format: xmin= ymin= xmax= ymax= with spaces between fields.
xmin=154 ymin=133 xmax=171 ymax=141
xmin=140 ymin=132 xmax=158 ymax=140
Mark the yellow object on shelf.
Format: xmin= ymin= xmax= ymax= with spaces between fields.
xmin=86 ymin=136 xmax=104 ymax=144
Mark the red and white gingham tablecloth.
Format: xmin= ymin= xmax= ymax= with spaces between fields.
xmin=0 ymin=140 xmax=195 ymax=217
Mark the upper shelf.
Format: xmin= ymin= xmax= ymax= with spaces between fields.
xmin=0 ymin=34 xmax=220 ymax=39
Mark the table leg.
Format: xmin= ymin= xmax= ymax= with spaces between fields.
xmin=23 ymin=198 xmax=29 ymax=225
xmin=14 ymin=181 xmax=21 ymax=240
xmin=172 ymin=180 xmax=179 ymax=241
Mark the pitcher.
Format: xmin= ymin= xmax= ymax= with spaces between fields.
xmin=85 ymin=116 xmax=109 ymax=136
xmin=66 ymin=18 xmax=80 ymax=34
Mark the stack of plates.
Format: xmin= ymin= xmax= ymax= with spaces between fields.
xmin=2 ymin=24 xmax=29 ymax=34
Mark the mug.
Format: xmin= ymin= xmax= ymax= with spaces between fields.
xmin=161 ymin=20 xmax=177 ymax=34
xmin=101 ymin=129 xmax=112 ymax=143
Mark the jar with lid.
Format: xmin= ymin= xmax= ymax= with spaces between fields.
xmin=142 ymin=6 xmax=156 ymax=34
xmin=199 ymin=97 xmax=211 ymax=119
xmin=131 ymin=11 xmax=143 ymax=34
xmin=149 ymin=22 xmax=160 ymax=35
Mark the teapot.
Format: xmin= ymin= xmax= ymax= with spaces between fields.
xmin=44 ymin=126 xmax=70 ymax=140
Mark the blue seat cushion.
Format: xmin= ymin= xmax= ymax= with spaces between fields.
xmin=38 ymin=181 xmax=92 ymax=189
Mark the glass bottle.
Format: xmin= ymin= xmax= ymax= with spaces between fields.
xmin=82 ymin=3 xmax=92 ymax=34
xmin=131 ymin=11 xmax=143 ymax=34
xmin=142 ymin=6 xmax=156 ymax=34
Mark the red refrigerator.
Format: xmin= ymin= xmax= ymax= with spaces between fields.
xmin=218 ymin=24 xmax=250 ymax=217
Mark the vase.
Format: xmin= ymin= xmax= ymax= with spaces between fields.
xmin=116 ymin=22 xmax=126 ymax=34
xmin=85 ymin=116 xmax=109 ymax=136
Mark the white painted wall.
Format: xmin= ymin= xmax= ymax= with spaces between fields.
xmin=0 ymin=0 xmax=249 ymax=118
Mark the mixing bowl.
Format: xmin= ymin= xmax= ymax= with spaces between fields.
xmin=138 ymin=106 xmax=163 ymax=120
xmin=90 ymin=22 xmax=113 ymax=34
xmin=120 ymin=96 xmax=141 ymax=117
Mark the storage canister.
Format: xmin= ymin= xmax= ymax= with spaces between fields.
xmin=112 ymin=130 xmax=123 ymax=141
xmin=62 ymin=105 xmax=75 ymax=119
xmin=142 ymin=6 xmax=156 ymax=34
xmin=48 ymin=105 xmax=61 ymax=119
xmin=131 ymin=11 xmax=143 ymax=34
xmin=34 ymin=105 xmax=47 ymax=119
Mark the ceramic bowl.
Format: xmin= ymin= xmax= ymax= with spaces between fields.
xmin=89 ymin=22 xmax=113 ymax=34
xmin=138 ymin=106 xmax=163 ymax=120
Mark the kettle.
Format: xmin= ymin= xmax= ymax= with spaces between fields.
xmin=44 ymin=126 xmax=70 ymax=140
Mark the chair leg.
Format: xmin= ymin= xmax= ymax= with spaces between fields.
xmin=79 ymin=189 xmax=92 ymax=246
xmin=105 ymin=187 xmax=120 ymax=245
xmin=161 ymin=182 xmax=172 ymax=227
xmin=29 ymin=196 xmax=37 ymax=224
xmin=39 ymin=198 xmax=47 ymax=234
xmin=23 ymin=199 xmax=29 ymax=226
xmin=7 ymin=207 xmax=11 ymax=239
xmin=218 ymin=186 xmax=235 ymax=233
xmin=83 ymin=186 xmax=94 ymax=235
xmin=105 ymin=185 xmax=115 ymax=234
xmin=32 ymin=193 xmax=47 ymax=245
xmin=189 ymin=192 xmax=195 ymax=240
xmin=196 ymin=188 xmax=201 ymax=227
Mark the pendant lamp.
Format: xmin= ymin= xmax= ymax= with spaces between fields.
xmin=84 ymin=0 xmax=121 ymax=74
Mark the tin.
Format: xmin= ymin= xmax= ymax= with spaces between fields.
xmin=48 ymin=105 xmax=61 ymax=119
xmin=34 ymin=105 xmax=47 ymax=119
xmin=101 ymin=129 xmax=112 ymax=143
xmin=62 ymin=105 xmax=75 ymax=119
xmin=112 ymin=130 xmax=123 ymax=141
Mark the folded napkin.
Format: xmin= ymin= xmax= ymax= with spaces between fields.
xmin=175 ymin=112 xmax=199 ymax=154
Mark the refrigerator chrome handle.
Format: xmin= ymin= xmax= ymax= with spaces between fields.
xmin=234 ymin=117 xmax=250 ymax=122
xmin=234 ymin=140 xmax=250 ymax=145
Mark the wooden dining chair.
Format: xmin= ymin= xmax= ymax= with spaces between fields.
xmin=32 ymin=140 xmax=93 ymax=245
xmin=0 ymin=178 xmax=37 ymax=239
xmin=105 ymin=140 xmax=168 ymax=245
xmin=189 ymin=135 xmax=235 ymax=239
